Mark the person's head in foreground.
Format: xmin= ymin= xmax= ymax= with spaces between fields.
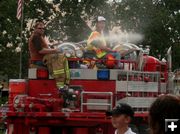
xmin=107 ymin=103 xmax=136 ymax=134
xmin=96 ymin=16 xmax=106 ymax=32
xmin=149 ymin=94 xmax=180 ymax=134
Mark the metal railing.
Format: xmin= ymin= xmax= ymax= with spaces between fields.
xmin=80 ymin=91 xmax=113 ymax=112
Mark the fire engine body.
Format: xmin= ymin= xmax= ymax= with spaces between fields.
xmin=2 ymin=42 xmax=169 ymax=134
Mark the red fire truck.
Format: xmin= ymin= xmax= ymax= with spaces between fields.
xmin=1 ymin=42 xmax=171 ymax=134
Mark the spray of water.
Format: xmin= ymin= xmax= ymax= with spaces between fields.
xmin=105 ymin=31 xmax=144 ymax=44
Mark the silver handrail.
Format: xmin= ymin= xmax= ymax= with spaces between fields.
xmin=80 ymin=91 xmax=113 ymax=112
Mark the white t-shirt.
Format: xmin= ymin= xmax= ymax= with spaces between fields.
xmin=115 ymin=128 xmax=136 ymax=134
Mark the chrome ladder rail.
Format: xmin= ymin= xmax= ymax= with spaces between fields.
xmin=80 ymin=91 xmax=113 ymax=112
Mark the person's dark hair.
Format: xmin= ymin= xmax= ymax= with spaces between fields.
xmin=34 ymin=20 xmax=44 ymax=29
xmin=149 ymin=94 xmax=180 ymax=134
xmin=106 ymin=103 xmax=134 ymax=119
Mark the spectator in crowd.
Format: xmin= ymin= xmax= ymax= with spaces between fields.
xmin=107 ymin=103 xmax=136 ymax=134
xmin=149 ymin=94 xmax=180 ymax=134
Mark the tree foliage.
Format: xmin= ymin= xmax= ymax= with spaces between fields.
xmin=0 ymin=0 xmax=179 ymax=79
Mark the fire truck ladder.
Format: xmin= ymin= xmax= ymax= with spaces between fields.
xmin=80 ymin=91 xmax=113 ymax=112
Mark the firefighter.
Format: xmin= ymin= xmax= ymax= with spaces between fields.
xmin=28 ymin=20 xmax=70 ymax=90
xmin=107 ymin=103 xmax=136 ymax=134
xmin=87 ymin=16 xmax=121 ymax=68
xmin=28 ymin=20 xmax=59 ymax=66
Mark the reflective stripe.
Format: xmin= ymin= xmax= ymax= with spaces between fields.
xmin=56 ymin=82 xmax=65 ymax=88
xmin=57 ymin=82 xmax=64 ymax=85
xmin=54 ymin=71 xmax=65 ymax=74
xmin=87 ymin=31 xmax=101 ymax=46
xmin=53 ymin=69 xmax=65 ymax=73
xmin=53 ymin=71 xmax=65 ymax=75
xmin=94 ymin=48 xmax=107 ymax=58
xmin=54 ymin=69 xmax=65 ymax=71
xmin=66 ymin=71 xmax=70 ymax=77
xmin=53 ymin=69 xmax=65 ymax=75
xmin=65 ymin=59 xmax=70 ymax=84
